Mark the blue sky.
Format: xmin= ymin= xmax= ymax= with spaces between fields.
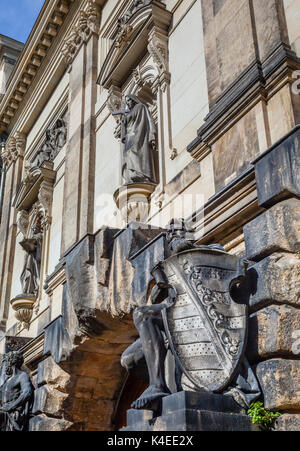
xmin=0 ymin=0 xmax=45 ymax=43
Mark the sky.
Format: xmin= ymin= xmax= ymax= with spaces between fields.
xmin=0 ymin=0 xmax=45 ymax=44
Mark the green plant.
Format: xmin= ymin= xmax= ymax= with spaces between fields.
xmin=247 ymin=401 xmax=281 ymax=428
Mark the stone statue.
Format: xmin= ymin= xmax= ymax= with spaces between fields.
xmin=121 ymin=219 xmax=261 ymax=411
xmin=34 ymin=130 xmax=55 ymax=167
xmin=20 ymin=224 xmax=43 ymax=296
xmin=0 ymin=351 xmax=33 ymax=431
xmin=114 ymin=94 xmax=157 ymax=185
xmin=33 ymin=118 xmax=67 ymax=167
xmin=52 ymin=118 xmax=67 ymax=159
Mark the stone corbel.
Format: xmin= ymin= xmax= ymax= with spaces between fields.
xmin=61 ymin=0 xmax=100 ymax=65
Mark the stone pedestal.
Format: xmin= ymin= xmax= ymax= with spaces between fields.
xmin=114 ymin=183 xmax=156 ymax=223
xmin=122 ymin=391 xmax=259 ymax=432
xmin=10 ymin=294 xmax=36 ymax=330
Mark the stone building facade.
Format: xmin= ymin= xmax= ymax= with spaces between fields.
xmin=0 ymin=0 xmax=299 ymax=431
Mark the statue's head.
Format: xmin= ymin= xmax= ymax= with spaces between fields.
xmin=166 ymin=218 xmax=190 ymax=243
xmin=31 ymin=224 xmax=42 ymax=236
xmin=125 ymin=94 xmax=140 ymax=110
xmin=5 ymin=351 xmax=24 ymax=375
xmin=56 ymin=118 xmax=65 ymax=129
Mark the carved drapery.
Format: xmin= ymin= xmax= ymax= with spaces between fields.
xmin=61 ymin=0 xmax=100 ymax=65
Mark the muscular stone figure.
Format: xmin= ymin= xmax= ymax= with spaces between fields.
xmin=0 ymin=351 xmax=33 ymax=431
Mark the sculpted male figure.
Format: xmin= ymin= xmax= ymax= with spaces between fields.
xmin=0 ymin=351 xmax=33 ymax=431
xmin=114 ymin=94 xmax=157 ymax=185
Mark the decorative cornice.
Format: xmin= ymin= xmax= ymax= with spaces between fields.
xmin=0 ymin=0 xmax=75 ymax=132
xmin=61 ymin=0 xmax=100 ymax=65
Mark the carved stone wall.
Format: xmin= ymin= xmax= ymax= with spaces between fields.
xmin=243 ymin=126 xmax=300 ymax=430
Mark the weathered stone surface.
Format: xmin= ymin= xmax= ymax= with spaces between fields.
xmin=69 ymin=397 xmax=114 ymax=427
xmin=29 ymin=414 xmax=71 ymax=432
xmin=37 ymin=356 xmax=70 ymax=392
xmin=248 ymin=305 xmax=300 ymax=361
xmin=244 ymin=199 xmax=300 ymax=261
xmin=123 ymin=392 xmax=259 ymax=431
xmin=32 ymin=385 xmax=68 ymax=418
xmin=248 ymin=253 xmax=300 ymax=311
xmin=256 ymin=359 xmax=300 ymax=410
xmin=254 ymin=126 xmax=300 ymax=208
xmin=275 ymin=414 xmax=300 ymax=431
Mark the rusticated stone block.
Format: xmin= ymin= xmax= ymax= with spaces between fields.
xmin=275 ymin=414 xmax=300 ymax=431
xmin=248 ymin=253 xmax=300 ymax=310
xmin=37 ymin=356 xmax=70 ymax=392
xmin=255 ymin=126 xmax=300 ymax=208
xmin=248 ymin=305 xmax=300 ymax=361
xmin=256 ymin=359 xmax=300 ymax=410
xmin=244 ymin=199 xmax=300 ymax=261
xmin=32 ymin=385 xmax=68 ymax=418
xmin=29 ymin=414 xmax=71 ymax=432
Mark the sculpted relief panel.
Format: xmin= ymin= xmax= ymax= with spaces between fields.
xmin=32 ymin=117 xmax=67 ymax=169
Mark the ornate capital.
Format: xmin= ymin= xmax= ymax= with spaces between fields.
xmin=1 ymin=132 xmax=27 ymax=168
xmin=61 ymin=0 xmax=100 ymax=64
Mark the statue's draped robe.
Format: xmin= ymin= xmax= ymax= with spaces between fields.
xmin=20 ymin=235 xmax=42 ymax=295
xmin=121 ymin=102 xmax=156 ymax=184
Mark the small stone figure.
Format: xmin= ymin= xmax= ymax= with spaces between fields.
xmin=52 ymin=118 xmax=67 ymax=159
xmin=115 ymin=94 xmax=157 ymax=185
xmin=0 ymin=351 xmax=33 ymax=431
xmin=20 ymin=224 xmax=43 ymax=296
xmin=33 ymin=118 xmax=67 ymax=167
xmin=34 ymin=130 xmax=55 ymax=167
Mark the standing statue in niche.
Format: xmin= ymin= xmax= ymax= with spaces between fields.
xmin=114 ymin=94 xmax=157 ymax=185
xmin=0 ymin=351 xmax=33 ymax=431
xmin=20 ymin=224 xmax=43 ymax=296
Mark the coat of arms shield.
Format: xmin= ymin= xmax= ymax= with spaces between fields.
xmin=160 ymin=248 xmax=248 ymax=393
